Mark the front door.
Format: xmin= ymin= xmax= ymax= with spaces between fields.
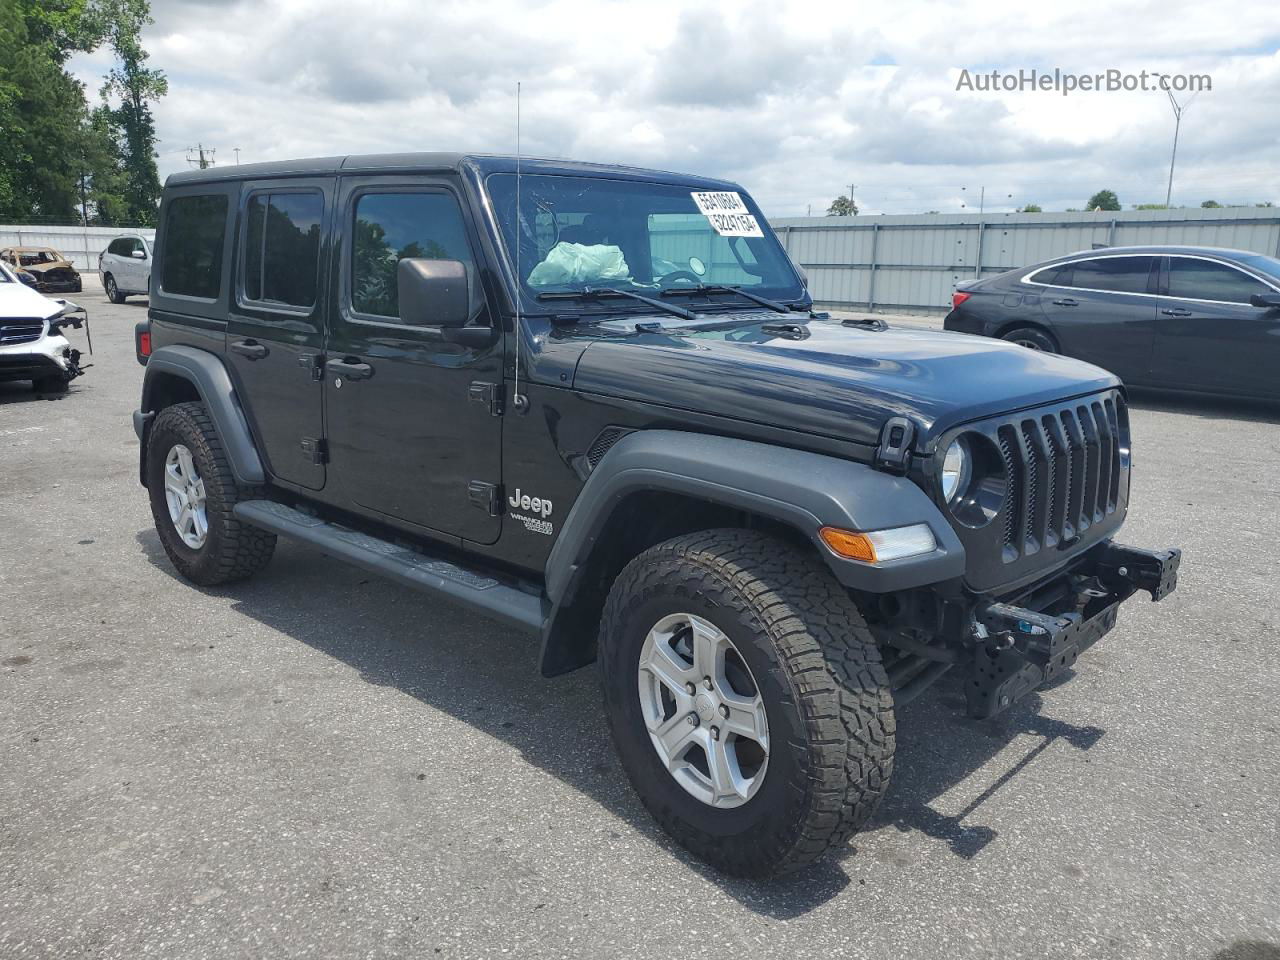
xmin=224 ymin=178 xmax=332 ymax=490
xmin=1037 ymin=255 xmax=1158 ymax=382
xmin=323 ymin=178 xmax=503 ymax=544
xmin=1150 ymin=255 xmax=1280 ymax=398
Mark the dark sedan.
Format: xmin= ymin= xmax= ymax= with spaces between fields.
xmin=944 ymin=245 xmax=1280 ymax=400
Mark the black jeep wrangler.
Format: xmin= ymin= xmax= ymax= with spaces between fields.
xmin=133 ymin=154 xmax=1180 ymax=877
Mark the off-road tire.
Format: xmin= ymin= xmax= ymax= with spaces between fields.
xmin=1001 ymin=326 xmax=1057 ymax=352
xmin=146 ymin=401 xmax=276 ymax=585
xmin=104 ymin=273 xmax=125 ymax=304
xmin=599 ymin=529 xmax=895 ymax=877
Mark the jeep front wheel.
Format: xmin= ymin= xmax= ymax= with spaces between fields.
xmin=146 ymin=401 xmax=276 ymax=585
xmin=598 ymin=529 xmax=895 ymax=876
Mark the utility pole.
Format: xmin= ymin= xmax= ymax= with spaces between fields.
xmin=1165 ymin=91 xmax=1196 ymax=208
xmin=233 ymin=147 xmax=241 ymax=165
xmin=78 ymin=171 xmax=89 ymax=227
xmin=185 ymin=144 xmax=216 ymax=169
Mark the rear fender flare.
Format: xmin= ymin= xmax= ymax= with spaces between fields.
xmin=138 ymin=345 xmax=264 ymax=486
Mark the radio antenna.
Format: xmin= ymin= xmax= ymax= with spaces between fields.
xmin=512 ymin=81 xmax=528 ymax=412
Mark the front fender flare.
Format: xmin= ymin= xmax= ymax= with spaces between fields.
xmin=546 ymin=430 xmax=964 ymax=605
xmin=137 ymin=345 xmax=264 ymax=486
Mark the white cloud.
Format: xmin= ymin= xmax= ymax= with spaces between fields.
xmin=69 ymin=0 xmax=1280 ymax=215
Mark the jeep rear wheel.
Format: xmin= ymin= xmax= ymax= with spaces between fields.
xmin=599 ymin=529 xmax=895 ymax=877
xmin=146 ymin=401 xmax=276 ymax=585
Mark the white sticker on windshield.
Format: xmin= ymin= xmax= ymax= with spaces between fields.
xmin=691 ymin=191 xmax=765 ymax=238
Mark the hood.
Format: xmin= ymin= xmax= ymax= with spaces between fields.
xmin=570 ymin=316 xmax=1119 ymax=449
xmin=0 ymin=277 xmax=65 ymax=321
xmin=22 ymin=260 xmax=75 ymax=274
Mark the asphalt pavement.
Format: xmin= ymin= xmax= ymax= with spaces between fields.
xmin=2 ymin=280 xmax=1278 ymax=959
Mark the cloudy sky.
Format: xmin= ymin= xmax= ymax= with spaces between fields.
xmin=69 ymin=0 xmax=1280 ymax=217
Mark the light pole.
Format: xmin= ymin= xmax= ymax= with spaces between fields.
xmin=1164 ymin=91 xmax=1196 ymax=208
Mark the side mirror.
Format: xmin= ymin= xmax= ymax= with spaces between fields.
xmin=795 ymin=264 xmax=810 ymax=287
xmin=131 ymin=249 xmax=147 ymax=260
xmin=1249 ymin=292 xmax=1280 ymax=309
xmin=397 ymin=258 xmax=471 ymax=328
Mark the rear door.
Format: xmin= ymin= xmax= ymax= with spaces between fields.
xmin=119 ymin=236 xmax=148 ymax=292
xmin=224 ymin=178 xmax=333 ymax=490
xmin=1150 ymin=255 xmax=1280 ymax=398
xmin=323 ymin=176 xmax=503 ymax=543
xmin=1035 ymin=255 xmax=1159 ymax=382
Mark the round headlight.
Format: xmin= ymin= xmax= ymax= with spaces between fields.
xmin=941 ymin=438 xmax=970 ymax=503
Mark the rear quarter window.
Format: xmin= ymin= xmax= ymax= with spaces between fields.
xmin=161 ymin=194 xmax=229 ymax=299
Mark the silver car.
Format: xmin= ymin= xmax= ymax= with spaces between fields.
xmin=98 ymin=234 xmax=154 ymax=303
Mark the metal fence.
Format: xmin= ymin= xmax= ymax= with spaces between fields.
xmin=0 ymin=224 xmax=156 ymax=272
xmin=770 ymin=207 xmax=1280 ymax=313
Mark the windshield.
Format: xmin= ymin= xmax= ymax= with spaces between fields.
xmin=486 ymin=173 xmax=804 ymax=307
xmin=18 ymin=249 xmax=62 ymax=266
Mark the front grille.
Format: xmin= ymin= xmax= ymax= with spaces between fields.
xmin=0 ymin=319 xmax=45 ymax=346
xmin=997 ymin=395 xmax=1127 ymax=562
xmin=939 ymin=389 xmax=1130 ymax=592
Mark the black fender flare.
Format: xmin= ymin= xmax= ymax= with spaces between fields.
xmin=539 ymin=429 xmax=965 ymax=674
xmin=135 ymin=345 xmax=265 ymax=486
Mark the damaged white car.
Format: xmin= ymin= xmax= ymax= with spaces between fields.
xmin=0 ymin=259 xmax=91 ymax=394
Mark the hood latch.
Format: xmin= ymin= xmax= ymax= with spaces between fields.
xmin=875 ymin=416 xmax=915 ymax=474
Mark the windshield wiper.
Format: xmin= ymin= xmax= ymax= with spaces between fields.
xmin=536 ymin=286 xmax=696 ymax=321
xmin=660 ymin=284 xmax=791 ymax=314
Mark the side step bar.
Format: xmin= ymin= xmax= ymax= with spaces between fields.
xmin=233 ymin=500 xmax=545 ymax=634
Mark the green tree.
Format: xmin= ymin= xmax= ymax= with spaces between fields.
xmin=98 ymin=0 xmax=166 ymax=225
xmin=0 ymin=0 xmax=163 ymax=224
xmin=826 ymin=195 xmax=858 ymax=216
xmin=1086 ymin=189 xmax=1120 ymax=211
xmin=1200 ymin=200 xmax=1221 ymax=208
xmin=1133 ymin=203 xmax=1168 ymax=210
xmin=1019 ymin=203 xmax=1042 ymax=213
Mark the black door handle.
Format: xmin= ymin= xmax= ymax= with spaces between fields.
xmin=326 ymin=357 xmax=374 ymax=381
xmin=1161 ymin=308 xmax=1193 ymax=317
xmin=1052 ymin=298 xmax=1079 ymax=307
xmin=230 ymin=339 xmax=268 ymax=360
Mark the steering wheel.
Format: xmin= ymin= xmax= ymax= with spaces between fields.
xmin=657 ymin=270 xmax=702 ymax=286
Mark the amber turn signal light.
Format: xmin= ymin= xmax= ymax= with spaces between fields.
xmin=819 ymin=527 xmax=877 ymax=562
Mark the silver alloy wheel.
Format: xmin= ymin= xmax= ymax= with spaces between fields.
xmin=1013 ymin=337 xmax=1043 ymax=351
xmin=637 ymin=613 xmax=770 ymax=809
xmin=105 ymin=275 xmax=116 ymax=300
xmin=164 ymin=443 xmax=209 ymax=549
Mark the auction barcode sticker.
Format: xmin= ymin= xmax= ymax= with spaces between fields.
xmin=691 ymin=191 xmax=764 ymax=238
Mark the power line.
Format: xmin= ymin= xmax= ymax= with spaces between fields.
xmin=185 ymin=144 xmax=216 ymax=169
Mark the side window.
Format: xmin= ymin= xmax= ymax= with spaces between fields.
xmin=351 ymin=192 xmax=473 ymax=320
xmin=1029 ymin=264 xmax=1066 ymax=285
xmin=161 ymin=194 xmax=228 ymax=299
xmin=107 ymin=239 xmax=128 ymax=256
xmin=1167 ymin=258 xmax=1273 ymax=304
xmin=1063 ymin=256 xmax=1154 ymax=294
xmin=243 ymin=191 xmax=323 ymax=309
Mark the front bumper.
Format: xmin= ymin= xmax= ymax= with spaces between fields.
xmin=0 ymin=331 xmax=82 ymax=384
xmin=965 ymin=540 xmax=1181 ymax=718
xmin=35 ymin=277 xmax=82 ymax=293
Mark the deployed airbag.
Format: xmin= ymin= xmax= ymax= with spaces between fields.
xmin=528 ymin=242 xmax=630 ymax=287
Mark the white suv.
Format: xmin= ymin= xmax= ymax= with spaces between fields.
xmin=98 ymin=234 xmax=153 ymax=303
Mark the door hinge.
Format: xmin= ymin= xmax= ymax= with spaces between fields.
xmin=300 ymin=437 xmax=329 ymax=465
xmin=298 ymin=354 xmax=324 ymax=381
xmin=468 ymin=380 xmax=504 ymax=416
xmin=467 ymin=480 xmax=502 ymax=516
